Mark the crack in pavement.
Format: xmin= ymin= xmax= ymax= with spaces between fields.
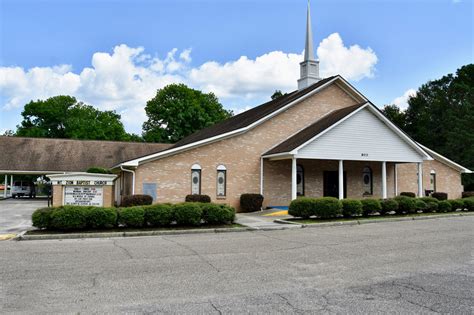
xmin=112 ymin=240 xmax=133 ymax=259
xmin=275 ymin=293 xmax=305 ymax=314
xmin=162 ymin=236 xmax=220 ymax=273
xmin=208 ymin=300 xmax=222 ymax=315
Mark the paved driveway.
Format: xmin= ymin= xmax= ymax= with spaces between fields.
xmin=0 ymin=198 xmax=47 ymax=234
xmin=1 ymin=216 xmax=472 ymax=313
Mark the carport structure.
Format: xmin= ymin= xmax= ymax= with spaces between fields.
xmin=0 ymin=136 xmax=171 ymax=199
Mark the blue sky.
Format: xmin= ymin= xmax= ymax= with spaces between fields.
xmin=1 ymin=0 xmax=472 ymax=134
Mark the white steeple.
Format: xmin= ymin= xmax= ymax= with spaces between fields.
xmin=297 ymin=0 xmax=321 ymax=90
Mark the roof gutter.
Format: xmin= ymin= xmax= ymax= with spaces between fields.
xmin=120 ymin=166 xmax=136 ymax=195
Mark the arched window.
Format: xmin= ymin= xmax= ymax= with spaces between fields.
xmin=297 ymin=164 xmax=304 ymax=196
xmin=363 ymin=166 xmax=373 ymax=195
xmin=216 ymin=165 xmax=226 ymax=197
xmin=191 ymin=164 xmax=201 ymax=195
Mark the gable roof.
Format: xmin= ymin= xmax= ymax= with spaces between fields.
xmin=119 ymin=75 xmax=367 ymax=167
xmin=0 ymin=136 xmax=172 ymax=174
xmin=264 ymin=103 xmax=366 ymax=156
xmin=416 ymin=143 xmax=472 ymax=173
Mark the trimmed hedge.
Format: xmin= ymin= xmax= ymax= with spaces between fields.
xmin=185 ymin=194 xmax=211 ymax=203
xmin=462 ymin=191 xmax=474 ymax=198
xmin=341 ymin=199 xmax=363 ymax=217
xmin=313 ymin=197 xmax=342 ymax=219
xmin=145 ymin=204 xmax=174 ymax=227
xmin=173 ymin=203 xmax=203 ymax=226
xmin=50 ymin=206 xmax=87 ymax=230
xmin=400 ymin=192 xmax=416 ymax=198
xmin=415 ymin=199 xmax=427 ymax=213
xmin=240 ymin=194 xmax=264 ymax=212
xmin=380 ymin=199 xmax=399 ymax=215
xmin=448 ymin=199 xmax=464 ymax=211
xmin=420 ymin=197 xmax=439 ymax=213
xmin=431 ymin=192 xmax=448 ymax=201
xmin=85 ymin=206 xmax=117 ymax=228
xmin=463 ymin=198 xmax=474 ymax=211
xmin=394 ymin=196 xmax=417 ymax=214
xmin=118 ymin=206 xmax=145 ymax=227
xmin=437 ymin=200 xmax=452 ymax=213
xmin=32 ymin=207 xmax=54 ymax=229
xmin=289 ymin=197 xmax=315 ymax=219
xmin=201 ymin=203 xmax=235 ymax=224
xmin=121 ymin=195 xmax=153 ymax=207
xmin=361 ymin=199 xmax=382 ymax=216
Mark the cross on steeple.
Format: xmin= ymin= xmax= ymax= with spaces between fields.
xmin=298 ymin=0 xmax=321 ymax=90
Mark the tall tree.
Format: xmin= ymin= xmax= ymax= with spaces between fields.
xmin=16 ymin=95 xmax=136 ymax=141
xmin=271 ymin=90 xmax=285 ymax=100
xmin=381 ymin=104 xmax=406 ymax=130
xmin=142 ymin=84 xmax=233 ymax=143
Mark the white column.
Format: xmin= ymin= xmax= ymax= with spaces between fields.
xmin=3 ymin=175 xmax=7 ymax=198
xmin=338 ymin=160 xmax=344 ymax=200
xmin=417 ymin=162 xmax=423 ymax=197
xmin=394 ymin=164 xmax=398 ymax=196
xmin=10 ymin=175 xmax=13 ymax=197
xmin=291 ymin=157 xmax=297 ymax=200
xmin=382 ymin=161 xmax=387 ymax=199
xmin=260 ymin=157 xmax=264 ymax=196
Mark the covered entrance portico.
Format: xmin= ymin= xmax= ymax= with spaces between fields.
xmin=260 ymin=103 xmax=432 ymax=207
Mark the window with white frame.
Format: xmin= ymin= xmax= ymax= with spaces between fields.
xmin=191 ymin=164 xmax=201 ymax=195
xmin=216 ymin=165 xmax=226 ymax=197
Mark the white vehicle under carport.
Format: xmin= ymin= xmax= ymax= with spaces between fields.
xmin=11 ymin=181 xmax=36 ymax=198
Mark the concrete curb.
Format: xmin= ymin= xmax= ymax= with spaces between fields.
xmin=275 ymin=212 xmax=474 ymax=228
xmin=17 ymin=227 xmax=257 ymax=241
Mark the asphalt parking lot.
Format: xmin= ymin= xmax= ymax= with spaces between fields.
xmin=1 ymin=216 xmax=472 ymax=313
xmin=0 ymin=198 xmax=47 ymax=234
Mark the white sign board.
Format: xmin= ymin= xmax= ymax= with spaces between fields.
xmin=64 ymin=186 xmax=103 ymax=206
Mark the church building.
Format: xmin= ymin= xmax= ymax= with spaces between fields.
xmin=113 ymin=3 xmax=471 ymax=210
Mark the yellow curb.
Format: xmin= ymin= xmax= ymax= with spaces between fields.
xmin=263 ymin=210 xmax=289 ymax=217
xmin=0 ymin=234 xmax=16 ymax=241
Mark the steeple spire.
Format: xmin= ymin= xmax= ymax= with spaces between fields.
xmin=298 ymin=0 xmax=320 ymax=90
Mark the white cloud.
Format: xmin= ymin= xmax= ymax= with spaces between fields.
xmin=0 ymin=33 xmax=378 ymax=133
xmin=391 ymin=88 xmax=417 ymax=110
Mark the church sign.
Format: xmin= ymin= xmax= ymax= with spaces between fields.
xmin=64 ymin=186 xmax=103 ymax=206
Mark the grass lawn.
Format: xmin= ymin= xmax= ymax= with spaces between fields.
xmin=25 ymin=223 xmax=243 ymax=235
xmin=286 ymin=211 xmax=469 ymax=224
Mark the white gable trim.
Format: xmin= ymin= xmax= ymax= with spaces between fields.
xmin=416 ymin=143 xmax=472 ymax=173
xmin=117 ymin=76 xmax=366 ymax=167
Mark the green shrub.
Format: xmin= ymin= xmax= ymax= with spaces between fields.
xmin=431 ymin=192 xmax=448 ymax=201
xmin=448 ymin=199 xmax=464 ymax=211
xmin=240 ymin=194 xmax=264 ymax=212
xmin=313 ymin=197 xmax=342 ymax=219
xmin=420 ymin=197 xmax=439 ymax=213
xmin=185 ymin=194 xmax=211 ymax=203
xmin=144 ymin=204 xmax=174 ymax=226
xmin=380 ymin=199 xmax=398 ymax=215
xmin=361 ymin=199 xmax=382 ymax=216
xmin=289 ymin=197 xmax=315 ymax=218
xmin=118 ymin=206 xmax=145 ymax=227
xmin=400 ymin=192 xmax=416 ymax=198
xmin=437 ymin=200 xmax=452 ymax=213
xmin=394 ymin=196 xmax=417 ymax=214
xmin=173 ymin=203 xmax=203 ymax=226
xmin=121 ymin=195 xmax=153 ymax=207
xmin=86 ymin=166 xmax=112 ymax=174
xmin=201 ymin=203 xmax=235 ymax=224
xmin=341 ymin=199 xmax=363 ymax=217
xmin=32 ymin=207 xmax=54 ymax=229
xmin=414 ymin=199 xmax=427 ymax=213
xmin=85 ymin=207 xmax=117 ymax=229
xmin=50 ymin=206 xmax=87 ymax=230
xmin=463 ymin=198 xmax=474 ymax=211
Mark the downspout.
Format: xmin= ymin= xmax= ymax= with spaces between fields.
xmin=120 ymin=166 xmax=136 ymax=195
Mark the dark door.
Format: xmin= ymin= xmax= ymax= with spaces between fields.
xmin=323 ymin=171 xmax=347 ymax=198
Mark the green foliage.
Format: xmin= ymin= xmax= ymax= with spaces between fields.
xmin=420 ymin=197 xmax=439 ymax=213
xmin=118 ymin=207 xmax=145 ymax=227
xmin=463 ymin=198 xmax=474 ymax=211
xmin=50 ymin=206 xmax=88 ymax=230
xmin=400 ymin=192 xmax=416 ymax=198
xmin=86 ymin=167 xmax=112 ymax=174
xmin=415 ymin=199 xmax=427 ymax=212
xmin=380 ymin=199 xmax=399 ymax=215
xmin=381 ymin=104 xmax=407 ymax=129
xmin=142 ymin=84 xmax=232 ymax=143
xmin=394 ymin=196 xmax=417 ymax=214
xmin=431 ymin=192 xmax=448 ymax=200
xmin=313 ymin=197 xmax=342 ymax=219
xmin=85 ymin=207 xmax=117 ymax=228
xmin=437 ymin=201 xmax=452 ymax=213
xmin=144 ymin=204 xmax=174 ymax=227
xmin=32 ymin=207 xmax=54 ymax=229
xmin=121 ymin=195 xmax=153 ymax=207
xmin=448 ymin=199 xmax=464 ymax=211
xmin=341 ymin=199 xmax=363 ymax=217
xmin=289 ymin=197 xmax=315 ymax=219
xmin=185 ymin=194 xmax=211 ymax=203
xmin=173 ymin=203 xmax=203 ymax=226
xmin=240 ymin=194 xmax=264 ymax=212
xmin=15 ymin=95 xmax=137 ymax=141
xmin=361 ymin=199 xmax=382 ymax=216
xmin=201 ymin=203 xmax=235 ymax=224
xmin=271 ymin=90 xmax=285 ymax=100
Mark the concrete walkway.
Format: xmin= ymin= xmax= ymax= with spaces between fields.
xmin=236 ymin=209 xmax=300 ymax=230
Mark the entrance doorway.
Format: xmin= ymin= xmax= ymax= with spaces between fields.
xmin=323 ymin=171 xmax=347 ymax=198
